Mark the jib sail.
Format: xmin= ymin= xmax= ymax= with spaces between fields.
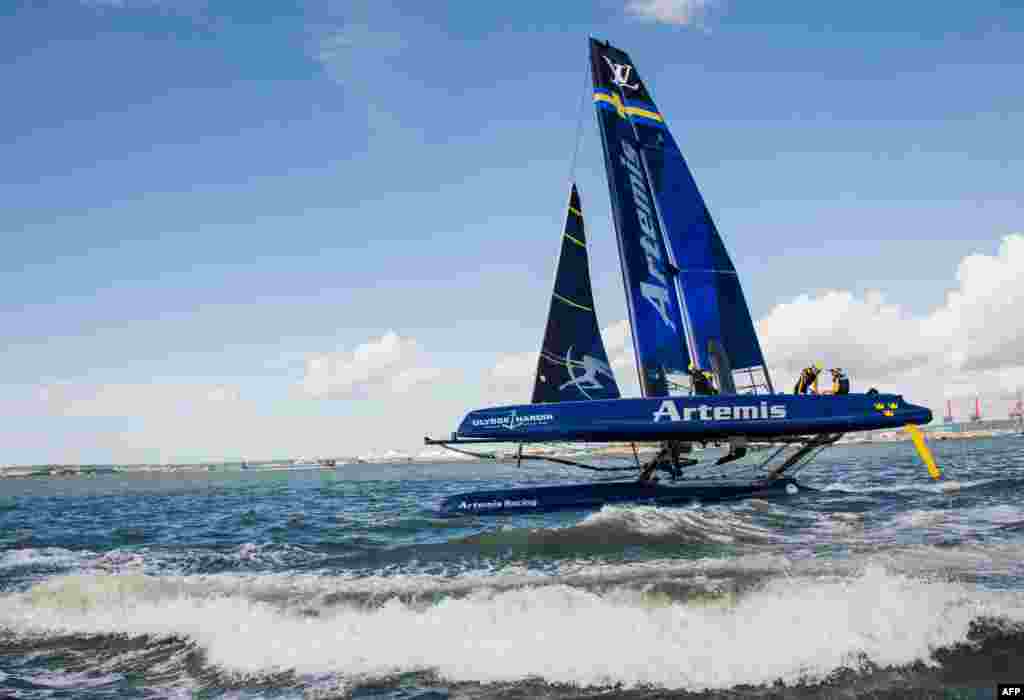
xmin=531 ymin=183 xmax=622 ymax=403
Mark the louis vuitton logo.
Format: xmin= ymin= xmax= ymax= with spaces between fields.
xmin=603 ymin=56 xmax=639 ymax=90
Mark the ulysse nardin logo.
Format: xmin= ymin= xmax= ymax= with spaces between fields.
xmin=652 ymin=400 xmax=787 ymax=422
xmin=471 ymin=410 xmax=555 ymax=431
xmin=559 ymin=346 xmax=615 ymax=398
xmin=603 ymin=56 xmax=639 ymax=90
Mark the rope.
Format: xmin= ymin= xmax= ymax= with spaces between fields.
xmin=567 ymin=60 xmax=589 ymax=183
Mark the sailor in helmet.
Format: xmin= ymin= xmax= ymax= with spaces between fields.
xmin=828 ymin=367 xmax=850 ymax=395
xmin=793 ymin=363 xmax=822 ymax=395
xmin=687 ymin=362 xmax=718 ymax=396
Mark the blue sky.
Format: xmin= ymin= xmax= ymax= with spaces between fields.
xmin=2 ymin=0 xmax=1023 ymax=465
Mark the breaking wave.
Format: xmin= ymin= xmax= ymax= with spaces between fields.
xmin=456 ymin=504 xmax=776 ymax=554
xmin=3 ymin=559 xmax=1024 ymax=692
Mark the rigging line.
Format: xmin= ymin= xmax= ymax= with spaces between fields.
xmin=568 ymin=57 xmax=590 ymax=183
xmin=535 ymin=62 xmax=591 ymax=400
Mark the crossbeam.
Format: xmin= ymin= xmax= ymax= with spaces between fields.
xmin=765 ymin=433 xmax=843 ymax=479
xmin=425 ymin=432 xmax=847 ymax=483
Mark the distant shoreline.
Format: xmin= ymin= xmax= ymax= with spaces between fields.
xmin=2 ymin=430 xmax=1018 ymax=479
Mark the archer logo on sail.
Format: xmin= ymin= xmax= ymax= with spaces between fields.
xmin=603 ymin=56 xmax=639 ymax=90
xmin=652 ymin=400 xmax=787 ymax=422
xmin=471 ymin=410 xmax=555 ymax=430
xmin=559 ymin=347 xmax=615 ymax=399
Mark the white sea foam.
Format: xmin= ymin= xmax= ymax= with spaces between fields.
xmin=819 ymin=478 xmax=994 ymax=495
xmin=865 ymin=542 xmax=1024 ymax=578
xmin=2 ymin=562 xmax=1023 ymax=691
xmin=22 ymin=669 xmax=122 ymax=689
xmin=0 ymin=547 xmax=93 ymax=571
xmin=890 ymin=509 xmax=951 ymax=530
xmin=0 ymin=543 xmax=327 ymax=583
xmin=869 ymin=504 xmax=1024 ymax=541
xmin=815 ymin=512 xmax=866 ymax=534
xmin=575 ymin=504 xmax=775 ymax=544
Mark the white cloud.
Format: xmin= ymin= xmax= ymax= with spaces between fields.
xmin=12 ymin=382 xmax=252 ymax=464
xmin=601 ymin=319 xmax=640 ymax=395
xmin=299 ymin=330 xmax=445 ymax=399
xmin=756 ymin=290 xmax=933 ymax=380
xmin=625 ymin=0 xmax=718 ymax=27
xmin=759 ymin=235 xmax=1024 ymax=401
xmin=37 ymin=382 xmax=243 ymax=418
xmin=6 ymin=331 xmax=455 ymax=465
xmin=390 ymin=366 xmax=445 ymax=394
xmin=937 ymin=235 xmax=1024 ymax=372
xmin=484 ymin=351 xmax=537 ymax=400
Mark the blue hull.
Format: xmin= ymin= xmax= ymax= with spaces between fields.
xmin=453 ymin=393 xmax=931 ymax=444
xmin=437 ymin=477 xmax=801 ymax=517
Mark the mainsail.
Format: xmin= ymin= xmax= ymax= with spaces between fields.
xmin=589 ymin=38 xmax=773 ymax=395
xmin=532 ymin=184 xmax=621 ymax=403
xmin=589 ymin=42 xmax=690 ymax=397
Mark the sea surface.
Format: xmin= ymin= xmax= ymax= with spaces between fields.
xmin=2 ymin=437 xmax=1023 ymax=699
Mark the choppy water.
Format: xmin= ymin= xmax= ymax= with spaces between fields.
xmin=2 ymin=437 xmax=1023 ymax=699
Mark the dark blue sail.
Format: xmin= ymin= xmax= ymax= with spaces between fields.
xmin=590 ymin=39 xmax=773 ymax=395
xmin=589 ymin=40 xmax=690 ymax=397
xmin=532 ymin=184 xmax=621 ymax=403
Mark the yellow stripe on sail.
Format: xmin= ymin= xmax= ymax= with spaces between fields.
xmin=563 ymin=232 xmax=585 ymax=248
xmin=593 ymin=91 xmax=625 ymax=117
xmin=593 ymin=92 xmax=664 ymax=122
xmin=552 ymin=292 xmax=592 ymax=312
xmin=905 ymin=424 xmax=941 ymax=480
xmin=568 ymin=206 xmax=582 ymax=218
xmin=624 ymin=106 xmax=663 ymax=122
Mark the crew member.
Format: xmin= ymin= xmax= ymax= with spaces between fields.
xmin=829 ymin=368 xmax=850 ymax=395
xmin=793 ymin=363 xmax=822 ymax=395
xmin=688 ymin=363 xmax=718 ymax=396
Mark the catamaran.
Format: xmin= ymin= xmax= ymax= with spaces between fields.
xmin=426 ymin=38 xmax=934 ymax=516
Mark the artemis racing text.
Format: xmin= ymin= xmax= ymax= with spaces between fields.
xmin=652 ymin=400 xmax=786 ymax=422
xmin=458 ymin=499 xmax=538 ymax=511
